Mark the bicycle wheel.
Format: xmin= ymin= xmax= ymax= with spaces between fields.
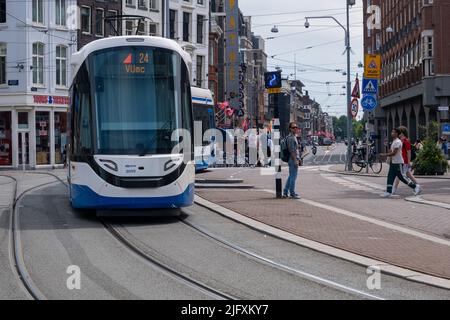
xmin=370 ymin=158 xmax=383 ymax=174
xmin=351 ymin=154 xmax=364 ymax=173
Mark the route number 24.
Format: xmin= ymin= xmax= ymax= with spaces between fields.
xmin=139 ymin=53 xmax=149 ymax=64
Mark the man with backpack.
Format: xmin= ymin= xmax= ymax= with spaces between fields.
xmin=281 ymin=122 xmax=301 ymax=199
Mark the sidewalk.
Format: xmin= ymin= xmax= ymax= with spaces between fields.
xmin=196 ymin=189 xmax=450 ymax=280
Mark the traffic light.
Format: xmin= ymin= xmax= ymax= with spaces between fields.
xmin=264 ymin=71 xmax=282 ymax=89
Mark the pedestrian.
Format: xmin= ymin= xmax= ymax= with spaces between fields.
xmin=380 ymin=128 xmax=421 ymax=198
xmin=392 ymin=126 xmax=422 ymax=195
xmin=414 ymin=139 xmax=424 ymax=152
xmin=283 ymin=122 xmax=301 ymax=199
xmin=439 ymin=137 xmax=449 ymax=159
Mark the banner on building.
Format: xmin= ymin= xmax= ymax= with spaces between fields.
xmin=225 ymin=0 xmax=240 ymax=110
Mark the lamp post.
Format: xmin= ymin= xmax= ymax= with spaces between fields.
xmin=305 ymin=0 xmax=354 ymax=171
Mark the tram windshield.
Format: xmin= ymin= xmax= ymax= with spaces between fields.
xmin=87 ymin=46 xmax=191 ymax=155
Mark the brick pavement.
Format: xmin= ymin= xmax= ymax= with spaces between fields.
xmin=197 ymin=189 xmax=450 ymax=280
xmin=422 ymin=194 xmax=450 ymax=206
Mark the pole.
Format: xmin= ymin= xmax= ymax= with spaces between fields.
xmin=273 ymin=93 xmax=282 ymax=198
xmin=345 ymin=1 xmax=353 ymax=171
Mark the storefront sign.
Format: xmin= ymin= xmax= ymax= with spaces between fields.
xmin=225 ymin=0 xmax=240 ymax=109
xmin=8 ymin=80 xmax=19 ymax=86
xmin=33 ymin=95 xmax=70 ymax=105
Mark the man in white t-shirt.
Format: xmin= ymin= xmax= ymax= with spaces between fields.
xmin=380 ymin=128 xmax=420 ymax=198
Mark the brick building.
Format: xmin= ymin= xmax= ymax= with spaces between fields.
xmin=363 ymin=0 xmax=450 ymax=149
xmin=77 ymin=0 xmax=122 ymax=50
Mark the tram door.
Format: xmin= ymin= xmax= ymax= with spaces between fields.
xmin=18 ymin=132 xmax=30 ymax=170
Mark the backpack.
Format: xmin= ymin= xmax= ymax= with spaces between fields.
xmin=280 ymin=137 xmax=290 ymax=162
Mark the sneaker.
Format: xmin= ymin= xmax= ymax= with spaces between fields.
xmin=290 ymin=194 xmax=301 ymax=200
xmin=282 ymin=193 xmax=289 ymax=199
xmin=414 ymin=185 xmax=423 ymax=196
xmin=391 ymin=187 xmax=397 ymax=195
xmin=380 ymin=192 xmax=393 ymax=198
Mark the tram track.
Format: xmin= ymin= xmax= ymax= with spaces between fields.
xmin=1 ymin=173 xmax=61 ymax=300
xmin=177 ymin=213 xmax=384 ymax=301
xmin=101 ymin=219 xmax=238 ymax=300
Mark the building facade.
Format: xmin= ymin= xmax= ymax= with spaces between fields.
xmin=77 ymin=0 xmax=122 ymax=49
xmin=168 ymin=0 xmax=209 ymax=89
xmin=122 ymin=0 xmax=162 ymax=37
xmin=0 ymin=0 xmax=77 ymax=169
xmin=363 ymin=0 xmax=450 ymax=150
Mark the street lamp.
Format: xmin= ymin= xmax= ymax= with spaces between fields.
xmin=304 ymin=1 xmax=354 ymax=171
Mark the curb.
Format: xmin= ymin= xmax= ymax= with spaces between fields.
xmin=195 ymin=179 xmax=245 ymax=184
xmin=195 ymin=184 xmax=255 ymax=189
xmin=405 ymin=196 xmax=450 ymax=211
xmin=194 ymin=195 xmax=450 ymax=290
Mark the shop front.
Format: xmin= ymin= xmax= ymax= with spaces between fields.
xmin=0 ymin=95 xmax=69 ymax=170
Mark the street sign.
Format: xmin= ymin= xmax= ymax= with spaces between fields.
xmin=237 ymin=109 xmax=245 ymax=117
xmin=364 ymin=54 xmax=381 ymax=79
xmin=8 ymin=80 xmax=19 ymax=86
xmin=351 ymin=77 xmax=360 ymax=99
xmin=362 ymin=78 xmax=378 ymax=95
xmin=264 ymin=71 xmax=282 ymax=89
xmin=443 ymin=123 xmax=450 ymax=135
xmin=361 ymin=95 xmax=377 ymax=111
xmin=438 ymin=106 xmax=449 ymax=112
xmin=267 ymin=88 xmax=281 ymax=94
xmin=350 ymin=98 xmax=359 ymax=118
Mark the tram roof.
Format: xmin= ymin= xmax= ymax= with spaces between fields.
xmin=71 ymin=36 xmax=192 ymax=81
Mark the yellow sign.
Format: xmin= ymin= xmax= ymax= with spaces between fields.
xmin=267 ymin=88 xmax=282 ymax=94
xmin=364 ymin=54 xmax=381 ymax=79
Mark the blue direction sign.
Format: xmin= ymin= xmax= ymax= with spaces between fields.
xmin=442 ymin=123 xmax=450 ymax=135
xmin=362 ymin=79 xmax=378 ymax=95
xmin=361 ymin=95 xmax=377 ymax=111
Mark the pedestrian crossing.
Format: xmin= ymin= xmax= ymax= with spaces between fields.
xmin=320 ymin=174 xmax=385 ymax=195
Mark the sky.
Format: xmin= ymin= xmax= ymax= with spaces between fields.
xmin=238 ymin=0 xmax=365 ymax=117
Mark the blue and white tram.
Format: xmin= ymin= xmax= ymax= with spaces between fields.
xmin=191 ymin=87 xmax=216 ymax=172
xmin=68 ymin=36 xmax=195 ymax=209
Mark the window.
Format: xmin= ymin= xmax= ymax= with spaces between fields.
xmin=55 ymin=0 xmax=66 ymax=26
xmin=107 ymin=11 xmax=118 ymax=36
xmin=95 ymin=9 xmax=104 ymax=36
xmin=54 ymin=112 xmax=68 ymax=165
xmin=81 ymin=6 xmax=91 ymax=34
xmin=0 ymin=0 xmax=6 ymax=23
xmin=0 ymin=112 xmax=12 ymax=166
xmin=138 ymin=0 xmax=147 ymax=9
xmin=196 ymin=55 xmax=204 ymax=87
xmin=183 ymin=12 xmax=191 ymax=42
xmin=56 ymin=45 xmax=67 ymax=86
xmin=125 ymin=21 xmax=134 ymax=35
xmin=169 ymin=10 xmax=177 ymax=39
xmin=137 ymin=21 xmax=145 ymax=35
xmin=149 ymin=23 xmax=158 ymax=36
xmin=125 ymin=0 xmax=135 ymax=7
xmin=32 ymin=42 xmax=44 ymax=85
xmin=32 ymin=0 xmax=43 ymax=24
xmin=35 ymin=111 xmax=50 ymax=165
xmin=149 ymin=0 xmax=158 ymax=10
xmin=197 ymin=15 xmax=204 ymax=44
xmin=0 ymin=43 xmax=5 ymax=85
xmin=197 ymin=0 xmax=204 ymax=4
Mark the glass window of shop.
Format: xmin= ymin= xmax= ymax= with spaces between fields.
xmin=35 ymin=111 xmax=50 ymax=165
xmin=0 ymin=111 xmax=12 ymax=166
xmin=54 ymin=112 xmax=67 ymax=165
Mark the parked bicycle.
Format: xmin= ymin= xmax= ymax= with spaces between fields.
xmin=351 ymin=142 xmax=383 ymax=174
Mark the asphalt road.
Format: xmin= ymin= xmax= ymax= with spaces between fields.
xmin=1 ymin=176 xmax=449 ymax=300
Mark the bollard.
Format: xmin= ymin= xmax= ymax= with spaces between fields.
xmin=273 ymin=119 xmax=283 ymax=198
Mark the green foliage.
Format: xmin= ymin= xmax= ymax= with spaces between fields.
xmin=418 ymin=121 xmax=440 ymax=141
xmin=413 ymin=139 xmax=449 ymax=175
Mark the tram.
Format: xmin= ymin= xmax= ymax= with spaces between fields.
xmin=191 ymin=87 xmax=216 ymax=172
xmin=68 ymin=36 xmax=195 ymax=209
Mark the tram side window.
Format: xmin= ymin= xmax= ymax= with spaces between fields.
xmin=72 ymin=63 xmax=92 ymax=156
